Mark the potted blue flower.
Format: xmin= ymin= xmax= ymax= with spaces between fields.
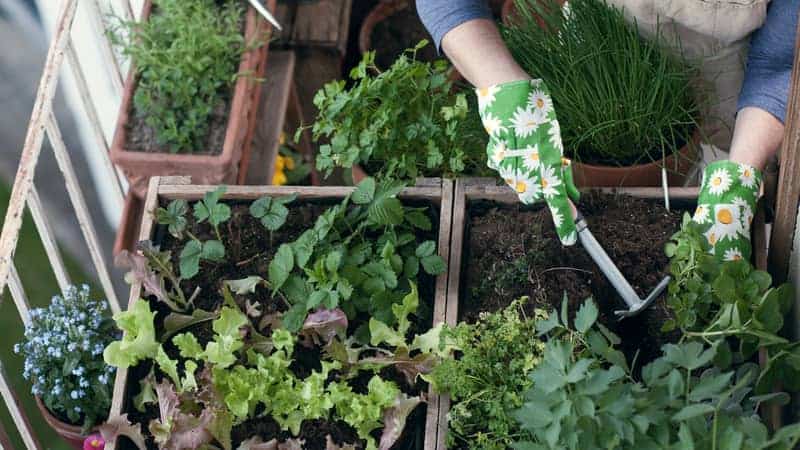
xmin=14 ymin=285 xmax=117 ymax=449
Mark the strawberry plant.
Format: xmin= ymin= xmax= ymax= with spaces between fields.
xmin=266 ymin=178 xmax=446 ymax=333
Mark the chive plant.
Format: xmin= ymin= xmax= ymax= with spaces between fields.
xmin=503 ymin=0 xmax=700 ymax=166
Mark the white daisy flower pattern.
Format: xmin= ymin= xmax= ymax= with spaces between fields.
xmin=705 ymin=226 xmax=719 ymax=248
xmin=561 ymin=230 xmax=577 ymax=246
xmin=512 ymin=107 xmax=542 ymax=138
xmin=481 ymin=113 xmax=504 ymax=137
xmin=477 ymin=85 xmax=501 ymax=112
xmin=515 ymin=174 xmax=542 ymax=204
xmin=498 ymin=164 xmax=517 ymax=189
xmin=539 ymin=165 xmax=563 ymax=198
xmin=548 ymin=120 xmax=563 ymax=153
xmin=522 ymin=145 xmax=541 ymax=172
xmin=528 ymin=89 xmax=553 ymax=117
xmin=693 ymin=204 xmax=710 ymax=224
xmin=731 ymin=196 xmax=754 ymax=226
xmin=738 ymin=164 xmax=757 ymax=189
xmin=713 ymin=204 xmax=744 ymax=242
xmin=550 ymin=205 xmax=564 ymax=228
xmin=724 ymin=248 xmax=744 ymax=262
xmin=489 ymin=141 xmax=507 ymax=169
xmin=707 ymin=168 xmax=733 ymax=195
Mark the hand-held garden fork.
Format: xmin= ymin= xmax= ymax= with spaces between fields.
xmin=574 ymin=211 xmax=671 ymax=319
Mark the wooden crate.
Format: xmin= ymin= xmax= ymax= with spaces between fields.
xmin=271 ymin=0 xmax=354 ymax=54
xmin=435 ymin=178 xmax=702 ymax=449
xmin=107 ymin=176 xmax=454 ymax=450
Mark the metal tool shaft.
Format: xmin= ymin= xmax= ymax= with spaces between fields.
xmin=248 ymin=0 xmax=283 ymax=30
xmin=575 ymin=217 xmax=640 ymax=309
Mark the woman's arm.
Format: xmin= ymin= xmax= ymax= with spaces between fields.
xmin=730 ymin=0 xmax=799 ymax=170
xmin=416 ymin=0 xmax=529 ymax=87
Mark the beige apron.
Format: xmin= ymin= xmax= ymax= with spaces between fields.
xmin=606 ymin=0 xmax=769 ymax=150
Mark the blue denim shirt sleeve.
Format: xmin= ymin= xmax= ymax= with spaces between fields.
xmin=737 ymin=0 xmax=799 ymax=124
xmin=416 ymin=0 xmax=493 ymax=50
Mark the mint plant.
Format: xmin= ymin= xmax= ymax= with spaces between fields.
xmin=513 ymin=299 xmax=800 ymax=450
xmin=305 ymin=41 xmax=489 ymax=181
xmin=111 ymin=0 xmax=249 ymax=152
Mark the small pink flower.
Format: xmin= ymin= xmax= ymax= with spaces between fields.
xmin=83 ymin=434 xmax=105 ymax=450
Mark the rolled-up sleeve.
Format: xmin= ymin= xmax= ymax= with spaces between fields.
xmin=737 ymin=0 xmax=799 ymax=124
xmin=416 ymin=0 xmax=493 ymax=50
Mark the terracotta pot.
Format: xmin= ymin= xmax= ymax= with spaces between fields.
xmin=572 ymin=133 xmax=700 ymax=187
xmin=113 ymin=191 xmax=144 ymax=258
xmin=35 ymin=397 xmax=87 ymax=450
xmin=110 ymin=0 xmax=275 ymax=198
xmin=358 ymin=0 xmax=463 ymax=83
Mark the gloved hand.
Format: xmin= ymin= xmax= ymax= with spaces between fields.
xmin=692 ymin=160 xmax=762 ymax=261
xmin=477 ymin=79 xmax=580 ymax=245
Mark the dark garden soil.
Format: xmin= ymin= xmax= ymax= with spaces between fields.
xmin=460 ymin=191 xmax=686 ymax=369
xmin=370 ymin=2 xmax=438 ymax=70
xmin=119 ymin=199 xmax=438 ymax=450
xmin=125 ymin=96 xmax=231 ymax=155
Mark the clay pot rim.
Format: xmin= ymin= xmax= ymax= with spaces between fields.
xmin=34 ymin=396 xmax=87 ymax=435
xmin=358 ymin=0 xmax=410 ymax=57
xmin=110 ymin=0 xmax=266 ymax=165
xmin=572 ymin=131 xmax=700 ymax=173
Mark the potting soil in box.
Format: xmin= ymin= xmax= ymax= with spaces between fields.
xmin=460 ymin=191 xmax=687 ymax=367
xmin=120 ymin=198 xmax=441 ymax=450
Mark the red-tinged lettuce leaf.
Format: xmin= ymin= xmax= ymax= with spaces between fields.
xmin=237 ymin=437 xmax=278 ymax=450
xmin=361 ymin=349 xmax=438 ymax=385
xmin=98 ymin=413 xmax=147 ymax=450
xmin=379 ymin=394 xmax=423 ymax=450
xmin=325 ymin=436 xmax=357 ymax=450
xmin=115 ymin=249 xmax=169 ymax=304
xmin=301 ymin=308 xmax=348 ymax=346
xmin=149 ymin=380 xmax=229 ymax=450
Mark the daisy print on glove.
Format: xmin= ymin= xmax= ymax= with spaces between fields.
xmin=476 ymin=78 xmax=580 ymax=246
xmin=695 ymin=160 xmax=763 ymax=262
xmin=512 ymin=107 xmax=542 ymax=138
xmin=724 ymin=248 xmax=744 ymax=262
xmin=477 ymin=85 xmax=501 ymax=112
xmin=707 ymin=167 xmax=733 ymax=195
xmin=515 ymin=174 xmax=542 ymax=204
xmin=539 ymin=164 xmax=563 ymax=198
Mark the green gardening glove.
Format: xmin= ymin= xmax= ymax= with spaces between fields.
xmin=692 ymin=160 xmax=762 ymax=261
xmin=477 ymin=79 xmax=580 ymax=245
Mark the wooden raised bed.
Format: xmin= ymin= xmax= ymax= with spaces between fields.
xmin=107 ymin=176 xmax=455 ymax=450
xmin=110 ymin=0 xmax=276 ymax=198
xmin=433 ymin=178 xmax=704 ymax=449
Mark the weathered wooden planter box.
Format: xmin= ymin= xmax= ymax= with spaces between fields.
xmin=433 ymin=178 xmax=706 ymax=448
xmin=110 ymin=0 xmax=276 ymax=198
xmin=107 ymin=176 xmax=455 ymax=450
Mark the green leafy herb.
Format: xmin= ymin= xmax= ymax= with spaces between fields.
xmin=249 ymin=194 xmax=297 ymax=231
xmin=304 ymin=41 xmax=489 ymax=181
xmin=110 ymin=0 xmax=252 ymax=153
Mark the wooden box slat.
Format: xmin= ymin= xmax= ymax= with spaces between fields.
xmin=108 ymin=176 xmax=454 ymax=450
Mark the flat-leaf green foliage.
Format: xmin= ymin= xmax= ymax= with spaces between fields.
xmin=665 ymin=215 xmax=800 ymax=394
xmin=307 ymin=40 xmax=489 ymax=181
xmin=429 ymin=298 xmax=547 ymax=450
xmin=267 ymin=177 xmax=446 ymax=333
xmin=503 ymin=0 xmax=699 ymax=166
xmin=112 ymin=0 xmax=246 ymax=152
xmin=513 ymin=298 xmax=800 ymax=450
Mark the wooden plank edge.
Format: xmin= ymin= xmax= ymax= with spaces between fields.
xmin=108 ymin=177 xmax=162 ymax=450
